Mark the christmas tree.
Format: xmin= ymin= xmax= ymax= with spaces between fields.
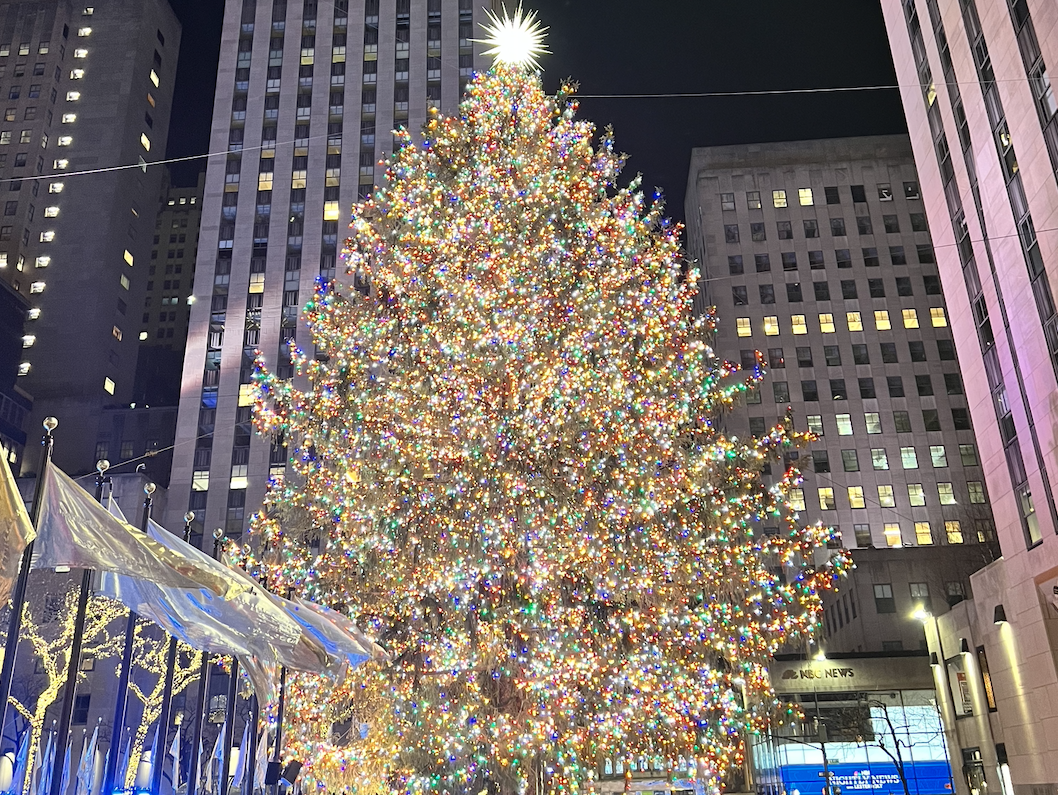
xmin=247 ymin=8 xmax=849 ymax=794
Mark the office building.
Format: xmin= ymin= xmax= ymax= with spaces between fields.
xmin=167 ymin=0 xmax=496 ymax=540
xmin=684 ymin=136 xmax=998 ymax=652
xmin=0 ymin=0 xmax=181 ymax=477
xmin=0 ymin=278 xmax=31 ymax=468
xmin=878 ymin=0 xmax=1058 ymax=791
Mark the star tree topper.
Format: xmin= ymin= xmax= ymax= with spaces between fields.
xmin=473 ymin=3 xmax=550 ymax=70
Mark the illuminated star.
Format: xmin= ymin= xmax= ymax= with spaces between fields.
xmin=473 ymin=3 xmax=550 ymax=70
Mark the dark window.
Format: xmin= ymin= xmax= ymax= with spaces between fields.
xmin=924 ymin=275 xmax=942 ymax=294
xmin=894 ymin=410 xmax=913 ymax=433
xmin=781 ymin=252 xmax=797 ymax=270
xmin=755 ymin=253 xmax=771 ymax=272
xmin=910 ymin=213 xmax=928 ymax=232
xmin=741 ymin=350 xmax=758 ymax=370
xmin=813 ymin=450 xmax=830 ymax=473
xmin=851 ymin=185 xmax=867 ymax=203
xmin=808 ymin=250 xmax=825 ymax=269
xmin=825 ymin=186 xmax=840 ymax=204
xmin=868 ymin=279 xmax=885 ymax=298
xmin=843 ymin=450 xmax=860 ymax=472
xmin=952 ymin=408 xmax=971 ymax=430
xmin=777 ymin=221 xmax=793 ymax=240
xmin=888 ymin=376 xmax=905 ymax=397
xmin=830 ymin=217 xmax=847 ymax=236
xmin=896 ymin=277 xmax=913 ymax=296
xmin=904 ymin=181 xmax=920 ymax=199
xmin=814 ymin=281 xmax=831 ymax=301
xmin=836 ymin=249 xmax=852 ymax=268
xmin=824 ymin=346 xmax=841 ymax=366
xmin=720 ymin=192 xmax=736 ymax=211
xmin=873 ymin=583 xmax=895 ymax=613
xmin=801 ymin=380 xmax=819 ymax=401
xmin=749 ymin=417 xmax=767 ymax=435
xmin=883 ymin=214 xmax=900 ymax=233
xmin=909 ymin=341 xmax=926 ymax=362
xmin=750 ymin=222 xmax=766 ymax=242
xmin=773 ymin=381 xmax=790 ymax=403
xmin=831 ymin=378 xmax=848 ymax=400
xmin=840 ymin=280 xmax=858 ymax=299
xmin=917 ymin=243 xmax=936 ymax=263
xmin=852 ymin=344 xmax=870 ymax=364
xmin=724 ymin=224 xmax=739 ymax=243
xmin=786 ymin=283 xmax=803 ymax=302
xmin=916 ymin=374 xmax=934 ymax=396
xmin=72 ymin=694 xmax=90 ymax=725
xmin=732 ymin=285 xmax=748 ymax=305
xmin=857 ymin=216 xmax=873 ymax=235
xmin=768 ymin=348 xmax=785 ymax=368
xmin=859 ymin=377 xmax=876 ymax=398
xmin=945 ymin=373 xmax=964 ymax=395
xmin=759 ymin=284 xmax=775 ymax=304
xmin=890 ymin=246 xmax=908 ymax=265
xmin=937 ymin=339 xmax=956 ymax=360
xmin=728 ymin=255 xmax=743 ymax=275
xmin=880 ymin=342 xmax=898 ymax=363
xmin=803 ymin=219 xmax=819 ymax=238
xmin=796 ymin=347 xmax=813 ymax=367
xmin=863 ymin=247 xmax=880 ymax=267
xmin=923 ymin=409 xmax=941 ymax=431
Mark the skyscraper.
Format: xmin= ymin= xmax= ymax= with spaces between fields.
xmin=879 ymin=0 xmax=1058 ymax=789
xmin=685 ymin=135 xmax=998 ymax=652
xmin=0 ymin=0 xmax=181 ymax=476
xmin=168 ymin=0 xmax=495 ymax=541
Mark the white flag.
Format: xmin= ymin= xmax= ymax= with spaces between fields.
xmin=75 ymin=725 xmax=97 ymax=795
xmin=167 ymin=730 xmax=180 ymax=795
xmin=0 ymin=449 xmax=34 ymax=603
xmin=231 ymin=722 xmax=249 ymax=789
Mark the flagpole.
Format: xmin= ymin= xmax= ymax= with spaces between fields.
xmin=240 ymin=697 xmax=257 ymax=795
xmin=0 ymin=418 xmax=57 ymax=745
xmin=148 ymin=511 xmax=195 ymax=795
xmin=270 ymin=663 xmax=286 ymax=795
xmin=218 ymin=658 xmax=238 ymax=795
xmin=186 ymin=529 xmax=224 ymax=795
xmin=101 ymin=482 xmax=155 ymax=795
xmin=49 ymin=461 xmax=110 ymax=795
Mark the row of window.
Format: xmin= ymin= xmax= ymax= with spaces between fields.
xmin=733 ymin=275 xmax=942 ymax=305
xmin=726 ymin=245 xmax=934 ymax=274
xmin=748 ymin=372 xmax=962 ymax=403
xmin=719 ymin=182 xmax=920 ymax=211
xmin=747 ymin=408 xmax=971 ymax=438
xmin=792 ymin=480 xmax=985 ymax=512
xmin=735 ymin=307 xmax=947 ymax=337
xmin=722 ymin=212 xmax=929 ymax=243
xmin=812 ymin=443 xmax=979 ymax=472
xmin=746 ymin=340 xmax=957 ymax=370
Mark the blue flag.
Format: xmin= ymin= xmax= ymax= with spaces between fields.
xmin=10 ymin=729 xmax=30 ymax=795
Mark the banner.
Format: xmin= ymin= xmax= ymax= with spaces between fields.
xmin=0 ymin=453 xmax=34 ymax=603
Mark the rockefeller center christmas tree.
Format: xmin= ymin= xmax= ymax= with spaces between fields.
xmin=246 ymin=7 xmax=849 ymax=795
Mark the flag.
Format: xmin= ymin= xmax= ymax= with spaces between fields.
xmin=148 ymin=726 xmax=160 ymax=789
xmin=166 ymin=730 xmax=179 ymax=795
xmin=0 ymin=448 xmax=34 ymax=603
xmin=57 ymin=744 xmax=71 ymax=795
xmin=231 ymin=722 xmax=249 ymax=791
xmin=252 ymin=730 xmax=268 ymax=795
xmin=75 ymin=725 xmax=97 ymax=795
xmin=33 ymin=466 xmax=241 ymax=597
xmin=36 ymin=732 xmax=54 ymax=795
xmin=210 ymin=728 xmax=223 ymax=795
xmin=10 ymin=729 xmax=30 ymax=795
xmin=117 ymin=735 xmax=130 ymax=792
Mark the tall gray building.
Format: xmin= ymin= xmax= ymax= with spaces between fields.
xmin=0 ymin=0 xmax=181 ymax=476
xmin=168 ymin=0 xmax=495 ymax=540
xmin=684 ymin=135 xmax=998 ymax=652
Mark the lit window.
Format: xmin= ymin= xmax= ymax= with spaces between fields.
xmin=29 ymin=281 xmax=44 ymax=293
xmin=103 ymin=377 xmax=115 ymax=394
xmin=70 ymin=69 xmax=85 ymax=80
xmin=902 ymin=308 xmax=919 ymax=328
xmin=874 ymin=310 xmax=891 ymax=330
xmin=66 ymin=91 xmax=80 ymax=101
xmin=323 ymin=200 xmax=340 ymax=221
xmin=0 ymin=132 xmax=9 ymax=145
xmin=907 ymin=483 xmax=926 ymax=506
xmin=945 ymin=520 xmax=964 ymax=544
xmin=0 ymin=253 xmax=6 ymax=267
xmin=818 ymin=313 xmax=835 ymax=333
xmin=149 ymin=69 xmax=160 ymax=87
xmin=34 ymin=256 xmax=49 ymax=267
xmin=798 ymin=187 xmax=813 ymax=206
xmin=249 ymin=272 xmax=265 ymax=293
xmin=968 ymin=481 xmax=986 ymax=504
xmin=928 ymin=445 xmax=947 ymax=467
xmin=258 ymin=174 xmax=273 ymax=191
xmin=789 ymin=488 xmax=806 ymax=512
xmin=818 ymin=487 xmax=835 ymax=510
xmin=806 ymin=415 xmax=823 ymax=435
xmin=938 ymin=482 xmax=956 ymax=504
xmin=930 ymin=307 xmax=947 ymax=327
xmin=53 ymin=159 xmax=68 ymax=169
xmin=914 ymin=522 xmax=933 ymax=545
xmin=772 ymin=190 xmax=787 ymax=208
xmin=74 ymin=48 xmax=88 ymax=58
xmin=878 ymin=485 xmax=896 ymax=507
xmin=900 ymin=447 xmax=918 ymax=469
xmin=138 ymin=330 xmax=147 ymax=341
xmin=61 ymin=113 xmax=76 ymax=123
xmin=147 ymin=92 xmax=156 ymax=107
xmin=192 ymin=470 xmax=209 ymax=491
xmin=26 ymin=308 xmax=39 ymax=320
xmin=872 ymin=448 xmax=889 ymax=470
xmin=112 ymin=326 xmax=122 ymax=341
xmin=865 ymin=413 xmax=882 ymax=434
xmin=43 ymin=206 xmax=58 ymax=218
xmin=763 ymin=315 xmax=779 ymax=336
xmin=884 ymin=523 xmax=902 ymax=547
xmin=83 ymin=7 xmax=94 ymax=15
xmin=230 ymin=464 xmax=249 ymax=490
xmin=836 ymin=413 xmax=853 ymax=435
xmin=123 ymin=250 xmax=134 ymax=266
xmin=140 ymin=133 xmax=150 ymax=151
xmin=39 ymin=231 xmax=54 ymax=242
xmin=78 ymin=27 xmax=92 ymax=36
xmin=736 ymin=317 xmax=751 ymax=337
xmin=238 ymin=383 xmax=254 ymax=407
xmin=846 ymin=311 xmax=863 ymax=331
xmin=848 ymin=486 xmax=866 ymax=509
xmin=57 ymin=136 xmax=73 ymax=146
xmin=21 ymin=334 xmax=34 ymax=347
xmin=791 ymin=314 xmax=808 ymax=335
xmin=17 ymin=43 xmax=28 ymax=55
xmin=17 ymin=362 xmax=29 ymax=376
xmin=48 ymin=182 xmax=63 ymax=192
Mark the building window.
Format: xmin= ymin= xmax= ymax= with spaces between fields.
xmin=902 ymin=308 xmax=919 ymax=328
xmin=103 ymin=376 xmax=115 ymax=394
xmin=930 ymin=445 xmax=947 ymax=468
xmin=801 ymin=380 xmax=818 ymax=401
xmin=894 ymin=411 xmax=912 ymax=433
xmin=907 ymin=484 xmax=926 ymax=507
xmin=883 ymin=524 xmax=902 ymax=547
xmin=728 ymin=255 xmax=743 ymax=275
xmin=945 ymin=520 xmax=964 ymax=544
xmin=723 ymin=224 xmax=739 ymax=244
xmin=865 ymin=412 xmax=882 ymax=434
xmin=736 ymin=317 xmax=751 ymax=337
xmin=847 ymin=311 xmax=863 ymax=331
xmin=871 ymin=448 xmax=889 ymax=470
xmin=873 ymin=583 xmax=895 ymax=613
xmin=772 ymin=189 xmax=787 ymax=208
xmin=938 ymin=482 xmax=956 ymax=505
xmin=874 ymin=310 xmax=891 ymax=330
xmin=719 ymin=192 xmax=735 ymax=211
xmin=806 ymin=415 xmax=823 ymax=435
xmin=72 ymin=694 xmax=90 ymax=725
xmin=791 ymin=314 xmax=808 ymax=335
xmin=830 ymin=217 xmax=847 ymax=236
xmin=930 ymin=307 xmax=947 ymax=327
xmin=968 ymin=481 xmax=986 ymax=504
xmin=763 ymin=316 xmax=779 ymax=336
xmin=789 ymin=488 xmax=806 ymax=511
xmin=848 ymin=486 xmax=866 ymax=509
xmin=747 ymin=191 xmax=761 ymax=209
xmin=798 ymin=187 xmax=813 ymax=206
xmin=818 ymin=487 xmax=835 ymax=510
xmin=914 ymin=523 xmax=933 ymax=546
xmin=842 ymin=450 xmax=859 ymax=472
xmin=836 ymin=414 xmax=853 ymax=436
xmin=877 ymin=485 xmax=896 ymax=508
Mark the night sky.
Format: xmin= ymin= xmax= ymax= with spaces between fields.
xmin=163 ymin=0 xmax=908 ymax=223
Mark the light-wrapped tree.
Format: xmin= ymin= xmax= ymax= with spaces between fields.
xmin=246 ymin=10 xmax=848 ymax=795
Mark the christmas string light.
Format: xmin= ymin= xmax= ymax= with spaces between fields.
xmin=240 ymin=51 xmax=850 ymax=795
